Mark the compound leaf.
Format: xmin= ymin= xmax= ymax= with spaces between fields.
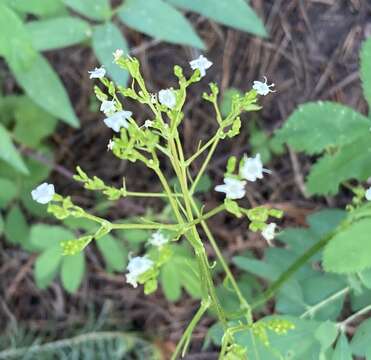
xmin=62 ymin=0 xmax=111 ymax=21
xmin=61 ymin=252 xmax=85 ymax=293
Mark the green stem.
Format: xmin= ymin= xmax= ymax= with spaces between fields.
xmin=300 ymin=287 xmax=350 ymax=319
xmin=110 ymin=222 xmax=179 ymax=231
xmin=190 ymin=136 xmax=220 ymax=195
xmin=171 ymin=297 xmax=211 ymax=360
xmin=185 ymin=133 xmax=220 ymax=166
xmin=338 ymin=303 xmax=371 ymax=328
xmin=251 ymin=228 xmax=340 ymax=310
xmin=125 ymin=191 xmax=183 ymax=198
xmin=190 ymin=198 xmax=253 ymax=324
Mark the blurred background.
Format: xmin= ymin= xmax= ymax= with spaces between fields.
xmin=1 ymin=0 xmax=371 ymax=359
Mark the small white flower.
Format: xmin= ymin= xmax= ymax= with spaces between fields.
xmin=215 ymin=178 xmax=246 ymax=199
xmin=107 ymin=139 xmax=115 ymax=151
xmin=144 ymin=120 xmax=154 ymax=128
xmin=104 ymin=110 xmax=132 ymax=132
xmin=262 ymin=223 xmax=277 ymax=244
xmin=88 ymin=66 xmax=106 ymax=79
xmin=31 ymin=183 xmax=55 ymax=204
xmin=240 ymin=153 xmax=271 ymax=182
xmin=366 ymin=187 xmax=371 ymax=201
xmin=149 ymin=231 xmax=169 ymax=247
xmin=253 ymin=76 xmax=275 ymax=96
xmin=113 ymin=49 xmax=124 ymax=62
xmin=189 ymin=55 xmax=213 ymax=77
xmin=158 ymin=89 xmax=176 ymax=109
xmin=126 ymin=256 xmax=154 ymax=288
xmin=100 ymin=100 xmax=116 ymax=115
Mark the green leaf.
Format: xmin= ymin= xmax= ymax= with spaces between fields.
xmin=30 ymin=224 xmax=75 ymax=252
xmin=160 ymin=245 xmax=201 ymax=301
xmin=6 ymin=0 xmax=66 ymax=17
xmin=92 ymin=22 xmax=129 ymax=85
xmin=26 ymin=17 xmax=92 ymax=51
xmin=315 ymin=321 xmax=338 ymax=351
xmin=275 ymin=102 xmax=371 ymax=155
xmin=0 ymin=4 xmax=78 ymax=127
xmin=323 ymin=219 xmax=371 ymax=273
xmin=13 ymin=97 xmax=57 ymax=148
xmin=333 ymin=333 xmax=353 ymax=360
xmin=61 ymin=252 xmax=85 ymax=293
xmin=166 ymin=0 xmax=267 ymax=37
xmin=34 ymin=244 xmax=63 ymax=289
xmin=96 ymin=234 xmax=128 ymax=271
xmin=0 ymin=123 xmax=28 ymax=174
xmin=307 ymin=132 xmax=371 ymax=195
xmin=360 ymin=37 xmax=371 ymax=108
xmin=351 ymin=318 xmax=371 ymax=357
xmin=359 ymin=268 xmax=371 ymax=289
xmin=233 ymin=256 xmax=279 ymax=281
xmin=62 ymin=0 xmax=111 ymax=21
xmin=4 ymin=205 xmax=29 ymax=245
xmin=118 ymin=0 xmax=204 ymax=49
xmin=160 ymin=262 xmax=181 ymax=301
xmin=9 ymin=52 xmax=79 ymax=127
xmin=0 ymin=178 xmax=18 ymax=208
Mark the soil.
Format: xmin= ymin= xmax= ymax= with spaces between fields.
xmin=1 ymin=0 xmax=371 ymax=358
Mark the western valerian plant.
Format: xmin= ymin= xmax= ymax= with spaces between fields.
xmin=31 ymin=52 xmax=291 ymax=358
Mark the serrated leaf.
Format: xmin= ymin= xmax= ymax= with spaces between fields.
xmin=13 ymin=97 xmax=57 ymax=148
xmin=9 ymin=52 xmax=79 ymax=127
xmin=96 ymin=234 xmax=128 ymax=271
xmin=323 ymin=219 xmax=371 ymax=273
xmin=166 ymin=0 xmax=266 ymax=37
xmin=62 ymin=0 xmax=111 ymax=21
xmin=61 ymin=252 xmax=85 ymax=293
xmin=333 ymin=333 xmax=353 ymax=360
xmin=0 ymin=178 xmax=18 ymax=208
xmin=118 ymin=0 xmax=204 ymax=49
xmin=5 ymin=0 xmax=66 ymax=17
xmin=0 ymin=123 xmax=28 ymax=174
xmin=4 ymin=205 xmax=29 ymax=245
xmin=275 ymin=102 xmax=371 ymax=155
xmin=34 ymin=244 xmax=63 ymax=289
xmin=92 ymin=22 xmax=129 ymax=85
xmin=351 ymin=318 xmax=371 ymax=357
xmin=30 ymin=224 xmax=75 ymax=252
xmin=26 ymin=17 xmax=92 ymax=51
xmin=307 ymin=132 xmax=371 ymax=195
xmin=360 ymin=37 xmax=371 ymax=109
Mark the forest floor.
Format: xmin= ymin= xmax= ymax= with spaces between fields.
xmin=1 ymin=0 xmax=371 ymax=358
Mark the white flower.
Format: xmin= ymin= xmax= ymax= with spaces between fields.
xmin=366 ymin=187 xmax=371 ymax=201
xmin=240 ymin=153 xmax=271 ymax=182
xmin=88 ymin=66 xmax=106 ymax=79
xmin=144 ymin=120 xmax=154 ymax=128
xmin=126 ymin=256 xmax=154 ymax=288
xmin=107 ymin=139 xmax=115 ymax=151
xmin=31 ymin=183 xmax=55 ymax=204
xmin=104 ymin=110 xmax=132 ymax=132
xmin=149 ymin=231 xmax=169 ymax=247
xmin=113 ymin=49 xmax=124 ymax=62
xmin=189 ymin=55 xmax=213 ymax=77
xmin=100 ymin=100 xmax=116 ymax=115
xmin=253 ymin=76 xmax=275 ymax=96
xmin=262 ymin=223 xmax=277 ymax=244
xmin=158 ymin=89 xmax=176 ymax=109
xmin=215 ymin=178 xmax=246 ymax=199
